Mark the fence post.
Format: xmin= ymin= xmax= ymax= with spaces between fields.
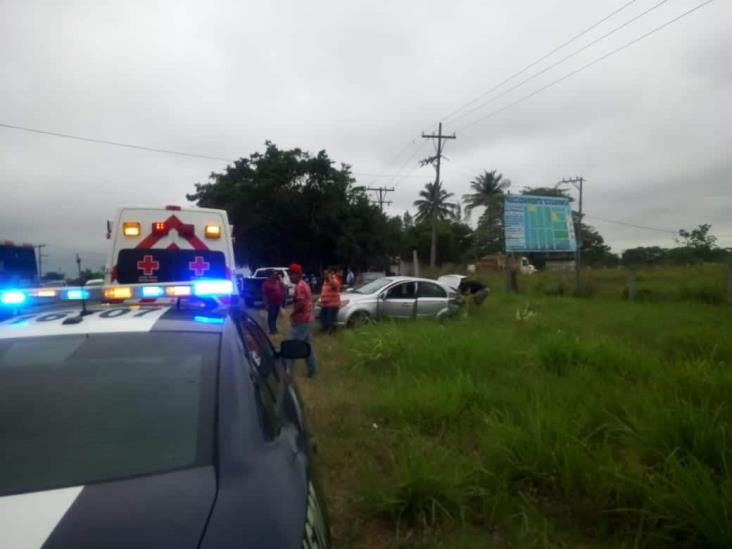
xmin=628 ymin=270 xmax=637 ymax=301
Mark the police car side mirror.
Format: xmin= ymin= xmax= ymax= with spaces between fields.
xmin=279 ymin=339 xmax=310 ymax=359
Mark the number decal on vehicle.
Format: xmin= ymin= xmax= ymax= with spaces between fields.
xmin=302 ymin=481 xmax=328 ymax=548
xmin=99 ymin=308 xmax=130 ymax=319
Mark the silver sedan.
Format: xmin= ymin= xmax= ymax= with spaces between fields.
xmin=316 ymin=276 xmax=461 ymax=327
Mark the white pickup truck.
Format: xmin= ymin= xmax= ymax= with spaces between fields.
xmin=241 ymin=267 xmax=294 ymax=307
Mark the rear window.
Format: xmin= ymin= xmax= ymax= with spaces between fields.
xmin=0 ymin=246 xmax=37 ymax=288
xmin=116 ymin=249 xmax=227 ymax=283
xmin=0 ymin=332 xmax=218 ymax=496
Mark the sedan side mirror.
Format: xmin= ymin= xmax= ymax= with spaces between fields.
xmin=279 ymin=339 xmax=311 ymax=359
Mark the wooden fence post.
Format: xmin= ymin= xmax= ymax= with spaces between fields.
xmin=628 ymin=270 xmax=637 ymax=301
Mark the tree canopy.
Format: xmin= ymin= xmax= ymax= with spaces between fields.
xmin=187 ymin=142 xmax=400 ymax=271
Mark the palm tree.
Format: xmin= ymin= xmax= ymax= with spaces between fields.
xmin=462 ymin=170 xmax=511 ymax=255
xmin=463 ymin=170 xmax=511 ymax=215
xmin=414 ymin=181 xmax=456 ymax=267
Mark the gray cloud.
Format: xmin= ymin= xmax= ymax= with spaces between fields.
xmin=1 ymin=0 xmax=730 ymax=274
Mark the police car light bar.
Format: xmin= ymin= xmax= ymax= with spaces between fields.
xmin=99 ymin=280 xmax=235 ymax=301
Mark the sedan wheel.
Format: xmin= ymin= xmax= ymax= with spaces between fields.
xmin=347 ymin=311 xmax=370 ymax=328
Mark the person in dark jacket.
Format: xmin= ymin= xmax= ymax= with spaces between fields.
xmin=459 ymin=278 xmax=488 ymax=305
xmin=262 ymin=271 xmax=285 ymax=334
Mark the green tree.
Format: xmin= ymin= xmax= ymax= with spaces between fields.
xmin=463 ymin=170 xmax=511 ymax=256
xmin=413 ymin=182 xmax=456 ymax=267
xmin=676 ymin=224 xmax=718 ymax=250
xmin=187 ymin=142 xmax=396 ymax=271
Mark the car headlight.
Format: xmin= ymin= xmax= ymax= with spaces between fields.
xmin=339 ymin=299 xmax=350 ymax=308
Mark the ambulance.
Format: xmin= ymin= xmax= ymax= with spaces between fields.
xmin=104 ymin=205 xmax=236 ymax=295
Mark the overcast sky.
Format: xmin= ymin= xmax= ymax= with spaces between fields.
xmin=1 ymin=0 xmax=730 ymax=274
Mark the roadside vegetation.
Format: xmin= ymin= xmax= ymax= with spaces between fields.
xmin=298 ymin=265 xmax=732 ymax=548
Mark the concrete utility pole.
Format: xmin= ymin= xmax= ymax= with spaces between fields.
xmin=35 ymin=244 xmax=46 ymax=282
xmin=562 ymin=176 xmax=584 ymax=293
xmin=421 ymin=122 xmax=456 ymax=267
xmin=366 ymin=186 xmax=395 ymax=211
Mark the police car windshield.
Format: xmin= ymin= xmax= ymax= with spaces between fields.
xmin=0 ymin=332 xmax=218 ymax=496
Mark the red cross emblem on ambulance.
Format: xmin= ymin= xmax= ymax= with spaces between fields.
xmin=137 ymin=255 xmax=160 ymax=276
xmin=189 ymin=256 xmax=210 ymax=277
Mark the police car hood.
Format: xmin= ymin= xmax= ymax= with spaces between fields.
xmin=0 ymin=466 xmax=216 ymax=549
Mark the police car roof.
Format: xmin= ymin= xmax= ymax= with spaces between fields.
xmin=0 ymin=302 xmax=230 ymax=340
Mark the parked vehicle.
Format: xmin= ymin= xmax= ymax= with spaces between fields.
xmin=317 ymin=276 xmax=460 ymax=327
xmin=242 ymin=267 xmax=294 ymax=307
xmin=0 ymin=240 xmax=38 ymax=290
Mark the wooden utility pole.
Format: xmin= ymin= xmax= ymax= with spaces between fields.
xmin=421 ymin=122 xmax=456 ymax=267
xmin=562 ymin=176 xmax=584 ymax=293
xmin=366 ymin=186 xmax=395 ymax=211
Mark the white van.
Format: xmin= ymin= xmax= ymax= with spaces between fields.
xmin=105 ymin=205 xmax=235 ymax=288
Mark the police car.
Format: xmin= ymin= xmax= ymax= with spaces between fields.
xmin=0 ymin=207 xmax=330 ymax=548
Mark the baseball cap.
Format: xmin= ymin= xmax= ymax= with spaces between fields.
xmin=289 ymin=263 xmax=304 ymax=274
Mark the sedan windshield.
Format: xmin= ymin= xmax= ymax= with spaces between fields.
xmin=353 ymin=277 xmax=393 ymax=294
xmin=0 ymin=332 xmax=218 ymax=496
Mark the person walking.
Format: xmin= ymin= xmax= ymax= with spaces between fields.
xmin=345 ymin=268 xmax=355 ymax=287
xmin=288 ymin=263 xmax=317 ymax=377
xmin=319 ymin=269 xmax=341 ymax=334
xmin=262 ymin=270 xmax=284 ymax=335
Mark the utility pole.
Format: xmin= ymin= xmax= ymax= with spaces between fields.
xmin=35 ymin=244 xmax=46 ymax=282
xmin=561 ymin=177 xmax=584 ymax=293
xmin=421 ymin=122 xmax=456 ymax=267
xmin=75 ymin=253 xmax=82 ymax=283
xmin=366 ymin=186 xmax=395 ymax=211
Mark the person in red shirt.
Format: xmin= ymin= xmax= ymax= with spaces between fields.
xmin=261 ymin=270 xmax=285 ymax=334
xmin=288 ymin=263 xmax=317 ymax=377
xmin=319 ymin=269 xmax=341 ymax=334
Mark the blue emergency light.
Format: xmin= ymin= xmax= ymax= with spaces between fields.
xmin=193 ymin=280 xmax=234 ymax=297
xmin=1 ymin=290 xmax=26 ymax=305
xmin=65 ymin=289 xmax=90 ymax=300
xmin=141 ymin=286 xmax=164 ymax=298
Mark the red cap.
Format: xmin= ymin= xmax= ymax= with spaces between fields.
xmin=289 ymin=263 xmax=303 ymax=274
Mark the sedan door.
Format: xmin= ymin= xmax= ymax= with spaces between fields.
xmin=416 ymin=281 xmax=448 ymax=318
xmin=378 ymin=282 xmax=416 ymax=319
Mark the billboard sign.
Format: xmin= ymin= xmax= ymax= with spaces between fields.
xmin=504 ymin=195 xmax=577 ymax=252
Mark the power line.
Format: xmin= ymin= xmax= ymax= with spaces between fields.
xmin=585 ymin=214 xmax=678 ymax=234
xmin=0 ymin=122 xmax=233 ymax=162
xmin=456 ymin=0 xmax=716 ymax=133
xmin=574 ymin=214 xmax=732 ymax=239
xmin=449 ymin=0 xmax=671 ymax=125
xmin=440 ymin=0 xmax=638 ymax=123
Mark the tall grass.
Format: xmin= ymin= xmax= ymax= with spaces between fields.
xmin=322 ymin=294 xmax=732 ymax=547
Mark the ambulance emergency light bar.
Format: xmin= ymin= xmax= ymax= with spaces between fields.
xmin=121 ymin=219 xmax=222 ymax=239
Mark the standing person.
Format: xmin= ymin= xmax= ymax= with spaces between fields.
xmin=346 ymin=268 xmax=355 ymax=287
xmin=319 ymin=270 xmax=341 ymax=334
xmin=277 ymin=271 xmax=288 ymax=308
xmin=458 ymin=277 xmax=488 ymax=305
xmin=262 ymin=271 xmax=284 ymax=335
xmin=288 ymin=263 xmax=317 ymax=377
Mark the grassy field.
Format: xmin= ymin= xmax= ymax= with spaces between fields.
xmin=287 ymin=265 xmax=732 ymax=548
